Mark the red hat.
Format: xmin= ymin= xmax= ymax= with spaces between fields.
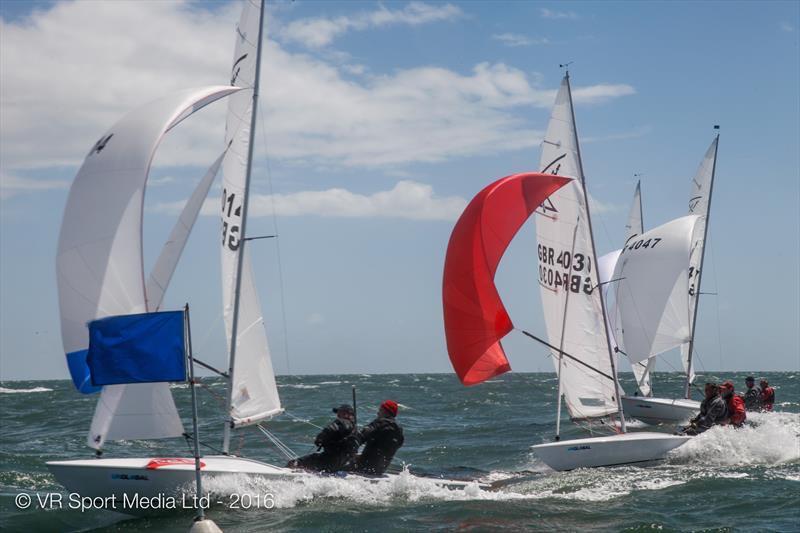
xmin=380 ymin=400 xmax=398 ymax=416
xmin=721 ymin=380 xmax=734 ymax=390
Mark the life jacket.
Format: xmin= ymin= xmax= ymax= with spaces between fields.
xmin=726 ymin=394 xmax=746 ymax=427
xmin=760 ymin=387 xmax=775 ymax=411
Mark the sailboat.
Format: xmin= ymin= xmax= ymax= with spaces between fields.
xmin=617 ymin=134 xmax=720 ymax=424
xmin=442 ymin=72 xmax=689 ymax=471
xmin=47 ymin=0 xmax=474 ymax=510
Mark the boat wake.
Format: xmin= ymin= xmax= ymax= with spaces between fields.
xmin=0 ymin=386 xmax=53 ymax=394
xmin=669 ymin=411 xmax=800 ymax=466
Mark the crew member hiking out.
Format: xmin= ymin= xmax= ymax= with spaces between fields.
xmin=353 ymin=400 xmax=404 ymax=475
xmin=759 ymin=379 xmax=775 ymax=411
xmin=721 ymin=381 xmax=746 ymax=428
xmin=287 ymin=404 xmax=359 ymax=473
xmin=682 ymin=383 xmax=727 ymax=435
xmin=742 ymin=376 xmax=761 ymax=411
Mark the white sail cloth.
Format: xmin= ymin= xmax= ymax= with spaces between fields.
xmin=680 ymin=136 xmax=719 ymax=384
xmin=535 ymin=75 xmax=618 ymax=419
xmin=221 ymin=0 xmax=282 ymax=427
xmin=611 ymin=215 xmax=701 ymax=365
xmin=57 ymin=86 xmax=240 ymax=449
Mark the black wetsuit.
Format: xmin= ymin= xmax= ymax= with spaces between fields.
xmin=354 ymin=415 xmax=404 ymax=475
xmin=289 ymin=418 xmax=358 ymax=473
xmin=742 ymin=386 xmax=761 ymax=411
xmin=685 ymin=395 xmax=727 ymax=435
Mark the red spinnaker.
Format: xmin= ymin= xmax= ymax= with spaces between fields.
xmin=443 ymin=172 xmax=571 ymax=386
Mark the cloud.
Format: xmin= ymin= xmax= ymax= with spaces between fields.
xmin=780 ymin=22 xmax=795 ymax=32
xmin=540 ymin=8 xmax=578 ymax=20
xmin=154 ymin=180 xmax=467 ymax=221
xmin=1 ymin=1 xmax=635 ymax=174
xmin=307 ymin=313 xmax=326 ymax=325
xmin=279 ymin=2 xmax=464 ymax=48
xmin=587 ymin=192 xmax=619 ymax=214
xmin=582 ymin=126 xmax=652 ymax=144
xmin=492 ymin=33 xmax=550 ymax=47
xmin=0 ymin=172 xmax=68 ymax=200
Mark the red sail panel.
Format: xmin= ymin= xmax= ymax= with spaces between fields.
xmin=443 ymin=172 xmax=571 ymax=386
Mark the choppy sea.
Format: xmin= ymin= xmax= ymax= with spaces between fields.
xmin=1 ymin=371 xmax=798 ymax=532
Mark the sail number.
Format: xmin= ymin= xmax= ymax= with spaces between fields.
xmin=537 ymin=245 xmax=593 ymax=294
xmin=221 ymin=188 xmax=242 ymax=251
xmin=621 ymin=237 xmax=662 ymax=254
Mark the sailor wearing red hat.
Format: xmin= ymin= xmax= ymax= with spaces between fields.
xmin=720 ymin=381 xmax=747 ymax=428
xmin=353 ymin=400 xmax=405 ymax=475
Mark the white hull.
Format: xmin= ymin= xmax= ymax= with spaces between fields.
xmin=531 ymin=432 xmax=690 ymax=471
xmin=622 ymin=395 xmax=700 ymax=425
xmin=47 ymin=455 xmax=480 ymax=515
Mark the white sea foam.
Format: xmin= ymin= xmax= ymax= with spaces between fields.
xmin=200 ymin=467 xmax=526 ymax=509
xmin=669 ymin=411 xmax=800 ymax=466
xmin=0 ymin=386 xmax=52 ymax=394
xmin=278 ymin=384 xmax=320 ymax=389
xmin=317 ymin=381 xmax=342 ymax=385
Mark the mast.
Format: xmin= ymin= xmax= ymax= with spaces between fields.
xmin=683 ymin=130 xmax=719 ymax=398
xmin=222 ymin=0 xmax=266 ymax=455
xmin=564 ymin=71 xmax=627 ymax=432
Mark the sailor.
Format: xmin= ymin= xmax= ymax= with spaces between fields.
xmin=287 ymin=404 xmax=359 ymax=473
xmin=720 ymin=381 xmax=746 ymax=428
xmin=683 ymin=383 xmax=727 ymax=435
xmin=353 ymin=400 xmax=405 ymax=475
xmin=759 ymin=379 xmax=775 ymax=411
xmin=742 ymin=376 xmax=761 ymax=411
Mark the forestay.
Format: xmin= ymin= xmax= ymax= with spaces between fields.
xmin=535 ymin=75 xmax=618 ymax=419
xmin=680 ymin=136 xmax=720 ymax=385
xmin=611 ymin=215 xmax=701 ymax=364
xmin=56 ymin=86 xmax=240 ymax=448
xmin=221 ymin=0 xmax=282 ymax=428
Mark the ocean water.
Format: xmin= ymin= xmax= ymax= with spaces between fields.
xmin=1 ymin=372 xmax=798 ymax=532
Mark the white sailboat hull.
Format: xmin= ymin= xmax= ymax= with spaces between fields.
xmin=47 ymin=455 xmax=480 ymax=515
xmin=531 ymin=431 xmax=690 ymax=471
xmin=621 ymin=395 xmax=700 ymax=425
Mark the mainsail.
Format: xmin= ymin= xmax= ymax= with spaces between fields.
xmin=443 ymin=173 xmax=571 ymax=385
xmin=221 ymin=0 xmax=282 ymax=445
xmin=681 ymin=135 xmax=720 ymax=391
xmin=56 ymin=86 xmax=241 ymax=448
xmin=535 ymin=74 xmax=620 ymax=420
xmin=611 ymin=215 xmax=701 ymax=364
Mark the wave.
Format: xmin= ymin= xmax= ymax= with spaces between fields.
xmin=279 ymin=384 xmax=320 ymax=389
xmin=0 ymin=386 xmax=52 ymax=394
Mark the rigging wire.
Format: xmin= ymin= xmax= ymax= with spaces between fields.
xmin=257 ymin=104 xmax=292 ymax=376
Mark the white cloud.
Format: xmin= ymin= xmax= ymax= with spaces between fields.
xmin=587 ymin=192 xmax=619 ymax=214
xmin=307 ymin=313 xmax=326 ymax=325
xmin=540 ymin=8 xmax=578 ymax=20
xmin=0 ymin=1 xmax=635 ymax=175
xmin=154 ymin=180 xmax=467 ymax=221
xmin=0 ymin=172 xmax=68 ymax=200
xmin=780 ymin=22 xmax=795 ymax=32
xmin=279 ymin=2 xmax=464 ymax=48
xmin=492 ymin=33 xmax=550 ymax=47
xmin=582 ymin=126 xmax=652 ymax=144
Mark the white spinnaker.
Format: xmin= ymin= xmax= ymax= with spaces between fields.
xmin=612 ymin=215 xmax=701 ymax=365
xmin=535 ymin=75 xmax=618 ymax=419
xmin=221 ymin=0 xmax=282 ymax=428
xmin=680 ymin=136 xmax=719 ymax=384
xmin=145 ymin=152 xmax=225 ymax=311
xmin=57 ymin=86 xmax=240 ymax=449
xmin=623 ymin=181 xmax=655 ymax=396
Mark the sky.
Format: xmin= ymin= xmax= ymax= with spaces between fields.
xmin=1 ymin=0 xmax=798 ymax=381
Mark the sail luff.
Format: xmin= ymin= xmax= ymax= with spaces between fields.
xmin=564 ymin=72 xmax=627 ymax=432
xmin=222 ymin=0 xmax=270 ymax=454
xmin=683 ymin=133 xmax=720 ymax=398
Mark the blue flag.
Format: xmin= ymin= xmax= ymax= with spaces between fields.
xmin=87 ymin=311 xmax=187 ymax=386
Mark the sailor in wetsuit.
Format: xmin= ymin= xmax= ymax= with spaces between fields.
xmin=720 ymin=380 xmax=746 ymax=428
xmin=682 ymin=383 xmax=727 ymax=435
xmin=742 ymin=376 xmax=761 ymax=411
xmin=353 ymin=400 xmax=404 ymax=475
xmin=287 ymin=404 xmax=359 ymax=473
